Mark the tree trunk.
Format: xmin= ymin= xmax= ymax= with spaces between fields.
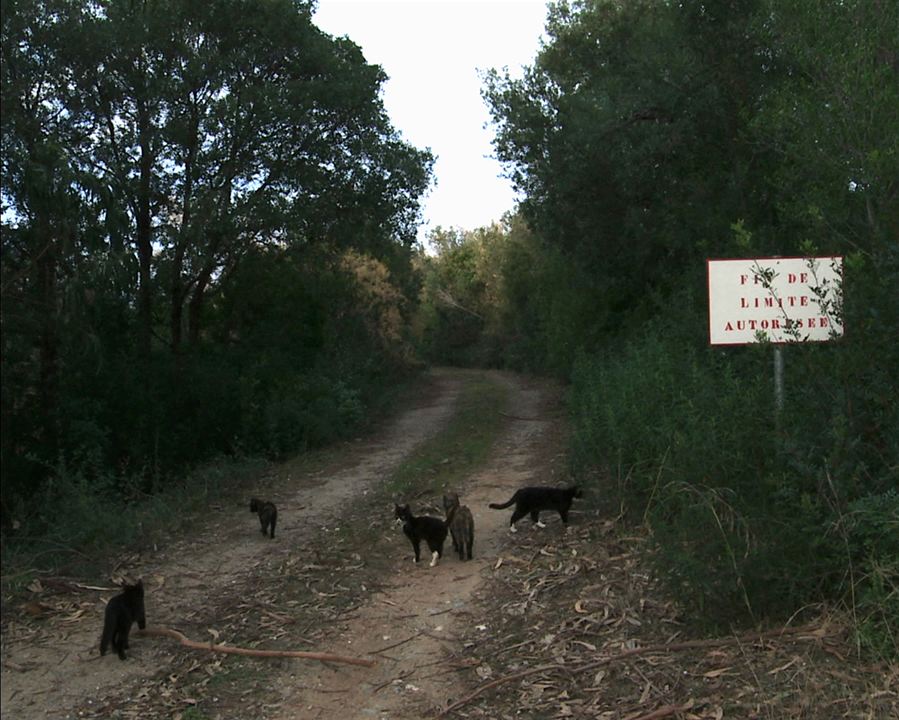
xmin=135 ymin=94 xmax=153 ymax=361
xmin=35 ymin=224 xmax=59 ymax=453
xmin=170 ymin=106 xmax=199 ymax=353
xmin=187 ymin=264 xmax=212 ymax=346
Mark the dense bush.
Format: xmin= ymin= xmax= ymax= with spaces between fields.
xmin=567 ymin=269 xmax=898 ymax=650
xmin=1 ymin=0 xmax=431 ymax=560
xmin=415 ymin=0 xmax=898 ymax=655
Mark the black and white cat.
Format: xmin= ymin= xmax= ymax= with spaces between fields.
xmin=489 ymin=485 xmax=582 ymax=532
xmin=394 ymin=504 xmax=447 ymax=567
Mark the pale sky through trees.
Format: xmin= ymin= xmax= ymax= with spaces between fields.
xmin=312 ymin=0 xmax=548 ymax=244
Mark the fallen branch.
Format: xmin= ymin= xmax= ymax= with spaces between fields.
xmin=136 ymin=626 xmax=375 ymax=668
xmin=439 ymin=663 xmax=566 ymax=716
xmin=437 ymin=622 xmax=834 ymax=717
xmin=370 ymin=631 xmax=422 ymax=655
xmin=371 ymin=668 xmax=415 ymax=694
xmin=628 ymin=704 xmax=693 ymax=720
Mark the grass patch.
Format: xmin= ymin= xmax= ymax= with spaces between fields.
xmin=0 ymin=455 xmax=268 ymax=587
xmin=0 ymin=370 xmax=433 ymax=591
xmin=385 ymin=374 xmax=509 ymax=499
xmin=85 ymin=372 xmax=511 ymax=718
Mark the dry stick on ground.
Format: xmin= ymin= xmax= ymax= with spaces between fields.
xmin=371 ymin=669 xmax=416 ymax=694
xmin=437 ymin=622 xmax=835 ymax=717
xmin=630 ymin=704 xmax=694 ymax=720
xmin=370 ymin=631 xmax=423 ymax=655
xmin=136 ymin=626 xmax=375 ymax=668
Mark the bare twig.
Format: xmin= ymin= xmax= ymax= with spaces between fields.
xmin=135 ymin=626 xmax=375 ymax=667
xmin=498 ymin=412 xmax=562 ymax=421
xmin=437 ymin=623 xmax=834 ymax=717
xmin=629 ymin=704 xmax=693 ymax=720
xmin=369 ymin=631 xmax=422 ymax=655
xmin=371 ymin=669 xmax=415 ymax=694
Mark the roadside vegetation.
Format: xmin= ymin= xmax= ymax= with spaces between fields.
xmin=1 ymin=0 xmax=432 ymax=576
xmin=57 ymin=370 xmax=510 ymax=719
xmin=416 ymin=0 xmax=898 ymax=658
xmin=2 ymin=0 xmax=895 ymax=684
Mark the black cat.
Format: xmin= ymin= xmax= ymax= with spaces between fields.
xmin=489 ymin=485 xmax=583 ymax=532
xmin=100 ymin=579 xmax=147 ymax=660
xmin=250 ymin=498 xmax=277 ymax=538
xmin=394 ymin=504 xmax=447 ymax=567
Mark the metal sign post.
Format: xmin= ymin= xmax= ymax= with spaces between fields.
xmin=707 ymin=256 xmax=844 ymax=431
xmin=774 ymin=344 xmax=784 ymax=431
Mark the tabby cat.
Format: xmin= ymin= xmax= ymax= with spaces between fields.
xmin=489 ymin=485 xmax=582 ymax=532
xmin=443 ymin=492 xmax=474 ymax=560
xmin=100 ymin=579 xmax=147 ymax=660
xmin=394 ymin=504 xmax=447 ymax=567
xmin=250 ymin=498 xmax=277 ymax=539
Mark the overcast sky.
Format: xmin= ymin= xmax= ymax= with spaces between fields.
xmin=312 ymin=0 xmax=549 ymax=243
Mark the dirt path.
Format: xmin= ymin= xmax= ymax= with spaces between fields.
xmin=270 ymin=370 xmax=562 ymax=719
xmin=0 ymin=368 xmax=478 ymax=719
xmin=4 ymin=368 xmax=894 ymax=719
xmin=1 ymin=368 xmax=562 ymax=719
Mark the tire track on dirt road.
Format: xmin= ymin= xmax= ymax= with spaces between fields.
xmin=1 ymin=369 xmax=466 ymax=719
xmin=271 ymin=370 xmax=566 ymax=720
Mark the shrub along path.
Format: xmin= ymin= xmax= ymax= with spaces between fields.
xmin=1 ymin=368 xmax=894 ymax=719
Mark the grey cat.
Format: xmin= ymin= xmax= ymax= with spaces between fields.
xmin=443 ymin=492 xmax=475 ymax=560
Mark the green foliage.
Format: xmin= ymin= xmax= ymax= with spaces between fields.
xmin=414 ymin=215 xmax=606 ymax=375
xmin=472 ymin=0 xmax=899 ymax=656
xmin=568 ymin=320 xmax=897 ymax=651
xmin=262 ymin=375 xmax=364 ymax=457
xmin=415 ymin=227 xmax=490 ymax=366
xmin=0 ymin=1 xmax=432 ymax=562
xmin=846 ymin=491 xmax=899 ymax=657
xmin=2 ymin=453 xmax=266 ymax=577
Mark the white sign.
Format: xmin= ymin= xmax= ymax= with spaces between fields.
xmin=707 ymin=256 xmax=843 ymax=345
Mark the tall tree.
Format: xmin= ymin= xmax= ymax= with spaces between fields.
xmin=2 ymin=0 xmax=433 ymax=502
xmin=1 ymin=0 xmax=88 ymax=462
xmin=483 ymin=0 xmax=772 ymax=338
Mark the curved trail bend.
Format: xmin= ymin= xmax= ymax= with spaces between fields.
xmin=0 ymin=368 xmax=565 ymax=719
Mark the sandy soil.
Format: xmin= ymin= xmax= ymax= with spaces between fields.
xmin=268 ymin=370 xmax=562 ymax=719
xmin=1 ymin=367 xmax=563 ymax=719
xmin=3 ymin=367 xmax=895 ymax=720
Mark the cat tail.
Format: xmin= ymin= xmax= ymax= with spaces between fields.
xmin=489 ymin=496 xmax=516 ymax=510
